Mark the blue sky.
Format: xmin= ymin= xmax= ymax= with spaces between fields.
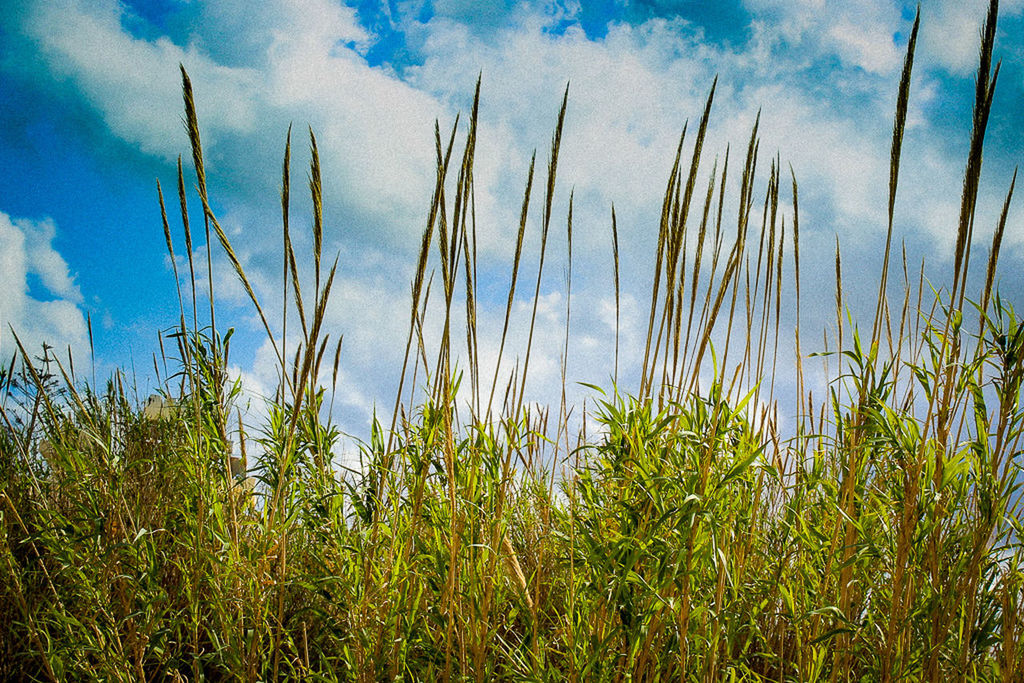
xmin=1 ymin=0 xmax=1022 ymax=439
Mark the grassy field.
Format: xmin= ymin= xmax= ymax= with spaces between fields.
xmin=2 ymin=2 xmax=1022 ymax=680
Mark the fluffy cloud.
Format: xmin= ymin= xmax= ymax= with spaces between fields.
xmin=0 ymin=212 xmax=88 ymax=364
xmin=19 ymin=0 xmax=1015 ymax=265
xmin=26 ymin=0 xmax=260 ymax=160
xmin=742 ymin=0 xmax=904 ymax=74
xmin=916 ymin=0 xmax=1024 ymax=76
xmin=22 ymin=0 xmax=443 ymax=250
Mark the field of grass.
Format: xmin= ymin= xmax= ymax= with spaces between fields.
xmin=2 ymin=2 xmax=1022 ymax=680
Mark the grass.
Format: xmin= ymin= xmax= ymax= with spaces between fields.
xmin=1 ymin=1 xmax=1023 ymax=680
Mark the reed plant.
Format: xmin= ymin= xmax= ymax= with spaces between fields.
xmin=2 ymin=1 xmax=1022 ymax=680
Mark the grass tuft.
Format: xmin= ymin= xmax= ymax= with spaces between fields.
xmin=1 ymin=5 xmax=1022 ymax=680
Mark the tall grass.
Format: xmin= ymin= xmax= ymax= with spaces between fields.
xmin=2 ymin=2 xmax=1022 ymax=680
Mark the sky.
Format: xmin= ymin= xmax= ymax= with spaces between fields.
xmin=1 ymin=0 xmax=1022 ymax=446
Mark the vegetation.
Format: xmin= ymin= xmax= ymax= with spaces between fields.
xmin=2 ymin=2 xmax=1022 ymax=679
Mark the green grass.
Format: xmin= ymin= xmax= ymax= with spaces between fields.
xmin=2 ymin=2 xmax=1023 ymax=680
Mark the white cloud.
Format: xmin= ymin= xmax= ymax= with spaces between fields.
xmin=192 ymin=0 xmax=369 ymax=64
xmin=742 ymin=0 xmax=902 ymax=74
xmin=263 ymin=25 xmax=441 ymax=236
xmin=26 ymin=0 xmax=259 ymax=160
xmin=405 ymin=7 xmax=919 ymax=268
xmin=23 ymin=0 xmax=444 ymax=249
xmin=917 ymin=0 xmax=1024 ymax=77
xmin=827 ymin=18 xmax=903 ymax=74
xmin=0 ymin=212 xmax=88 ymax=363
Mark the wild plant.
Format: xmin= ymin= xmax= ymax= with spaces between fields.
xmin=1 ymin=1 xmax=1021 ymax=680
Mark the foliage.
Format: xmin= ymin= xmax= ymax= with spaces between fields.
xmin=2 ymin=2 xmax=1022 ymax=680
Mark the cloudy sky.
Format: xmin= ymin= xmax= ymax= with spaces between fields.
xmin=1 ymin=0 xmax=1022 ymax=440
